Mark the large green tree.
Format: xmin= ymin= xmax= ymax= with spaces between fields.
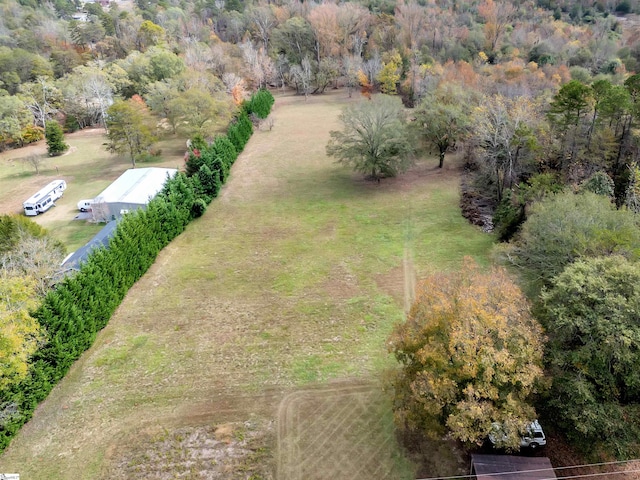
xmin=541 ymin=256 xmax=640 ymax=457
xmin=326 ymin=95 xmax=414 ymax=181
xmin=105 ymin=97 xmax=157 ymax=167
xmin=388 ymin=259 xmax=545 ymax=449
xmin=167 ymin=88 xmax=233 ymax=136
xmin=547 ymin=80 xmax=592 ymax=165
xmin=271 ymin=17 xmax=316 ymax=65
xmin=506 ymin=191 xmax=640 ymax=290
xmin=415 ymin=85 xmax=472 ymax=169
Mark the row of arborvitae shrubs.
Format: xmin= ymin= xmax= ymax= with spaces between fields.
xmin=0 ymin=89 xmax=275 ymax=451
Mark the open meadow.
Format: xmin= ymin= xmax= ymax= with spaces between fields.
xmin=0 ymin=91 xmax=494 ymax=479
xmin=0 ymin=128 xmax=186 ymax=252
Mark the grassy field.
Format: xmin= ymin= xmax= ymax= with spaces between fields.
xmin=0 ymin=128 xmax=186 ymax=252
xmin=0 ymin=91 xmax=493 ymax=479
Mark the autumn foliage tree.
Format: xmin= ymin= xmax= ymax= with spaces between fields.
xmin=388 ymin=259 xmax=546 ymax=449
xmin=357 ymin=69 xmax=373 ymax=99
xmin=0 ymin=274 xmax=43 ymax=390
xmin=477 ymin=0 xmax=516 ymax=56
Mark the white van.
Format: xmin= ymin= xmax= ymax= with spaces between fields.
xmin=489 ymin=420 xmax=547 ymax=449
xmin=23 ymin=180 xmax=67 ymax=216
xmin=77 ymin=199 xmax=94 ymax=212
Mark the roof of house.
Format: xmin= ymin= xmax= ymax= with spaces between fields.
xmin=93 ymin=167 xmax=177 ymax=206
xmin=471 ymin=455 xmax=557 ymax=480
xmin=61 ymin=219 xmax=119 ymax=271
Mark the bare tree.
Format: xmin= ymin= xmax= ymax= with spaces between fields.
xmin=222 ymin=72 xmax=244 ymax=94
xmin=19 ymin=77 xmax=61 ymax=128
xmin=248 ymin=4 xmax=278 ymax=51
xmin=343 ymin=55 xmax=362 ymax=98
xmin=183 ymin=40 xmax=217 ymax=72
xmin=24 ymin=154 xmax=44 ymax=174
xmin=478 ymin=0 xmax=516 ymax=53
xmin=362 ymin=53 xmax=383 ymax=87
xmin=82 ymin=68 xmax=114 ymax=130
xmin=395 ymin=0 xmax=428 ymax=50
xmin=275 ymin=54 xmax=290 ymax=92
xmin=1 ymin=234 xmax=65 ymax=296
xmin=290 ymin=56 xmax=313 ymax=99
xmin=336 ymin=3 xmax=370 ymax=57
xmin=241 ymin=41 xmax=275 ymax=89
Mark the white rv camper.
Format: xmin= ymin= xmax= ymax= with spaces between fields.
xmin=23 ymin=180 xmax=67 ymax=216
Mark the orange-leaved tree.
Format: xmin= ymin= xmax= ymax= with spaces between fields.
xmin=357 ymin=69 xmax=373 ymax=99
xmin=388 ymin=258 xmax=546 ymax=449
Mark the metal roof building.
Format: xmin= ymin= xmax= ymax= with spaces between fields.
xmin=61 ymin=220 xmax=119 ymax=271
xmin=471 ymin=455 xmax=557 ymax=480
xmin=91 ymin=167 xmax=177 ymax=222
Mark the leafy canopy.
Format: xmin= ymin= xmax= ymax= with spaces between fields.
xmin=105 ymin=97 xmax=157 ymax=167
xmin=388 ymin=259 xmax=545 ymax=449
xmin=326 ymin=95 xmax=414 ymax=180
xmin=541 ymin=256 xmax=640 ymax=457
xmin=0 ymin=274 xmax=43 ymax=390
xmin=507 ymin=191 xmax=640 ymax=289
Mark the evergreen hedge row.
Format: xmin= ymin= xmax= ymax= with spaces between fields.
xmin=0 ymin=89 xmax=275 ymax=452
xmin=242 ymin=89 xmax=275 ymax=119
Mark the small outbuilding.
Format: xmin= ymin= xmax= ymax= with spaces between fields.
xmin=91 ymin=167 xmax=177 ymax=222
xmin=471 ymin=455 xmax=557 ymax=480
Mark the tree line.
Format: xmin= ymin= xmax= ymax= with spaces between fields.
xmin=0 ymin=89 xmax=274 ymax=453
xmin=2 ymin=0 xmax=640 ymax=151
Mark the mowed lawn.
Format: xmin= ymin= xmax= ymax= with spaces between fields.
xmin=0 ymin=91 xmax=493 ymax=479
xmin=0 ymin=128 xmax=187 ymax=252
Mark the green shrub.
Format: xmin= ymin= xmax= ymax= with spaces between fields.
xmin=63 ymin=115 xmax=80 ymax=133
xmin=45 ymin=121 xmax=68 ymax=156
xmin=243 ymin=89 xmax=275 ymax=119
xmin=507 ymin=191 xmax=640 ymax=290
xmin=191 ymin=198 xmax=207 ymax=218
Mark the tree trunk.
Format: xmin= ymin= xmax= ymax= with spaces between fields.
xmin=439 ymin=150 xmax=445 ymax=168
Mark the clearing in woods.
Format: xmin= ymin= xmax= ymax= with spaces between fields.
xmin=0 ymin=91 xmax=492 ymax=479
xmin=0 ymin=127 xmax=190 ymax=251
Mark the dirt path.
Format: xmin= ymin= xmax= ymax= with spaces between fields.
xmin=403 ymin=248 xmax=416 ymax=313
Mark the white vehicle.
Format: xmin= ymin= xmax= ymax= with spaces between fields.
xmin=489 ymin=420 xmax=547 ymax=449
xmin=23 ymin=180 xmax=66 ymax=216
xmin=77 ymin=199 xmax=94 ymax=212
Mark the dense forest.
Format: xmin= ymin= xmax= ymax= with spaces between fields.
xmin=3 ymin=0 xmax=640 ymax=462
xmin=3 ymin=0 xmax=640 ymax=212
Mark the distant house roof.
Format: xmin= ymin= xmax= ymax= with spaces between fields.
xmin=471 ymin=455 xmax=557 ymax=480
xmin=93 ymin=167 xmax=177 ymax=206
xmin=61 ymin=220 xmax=119 ymax=271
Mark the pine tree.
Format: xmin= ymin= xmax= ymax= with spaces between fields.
xmin=45 ymin=121 xmax=68 ymax=156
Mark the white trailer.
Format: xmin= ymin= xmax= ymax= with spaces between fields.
xmin=23 ymin=179 xmax=67 ymax=216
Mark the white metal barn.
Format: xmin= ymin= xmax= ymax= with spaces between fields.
xmin=91 ymin=167 xmax=177 ymax=222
